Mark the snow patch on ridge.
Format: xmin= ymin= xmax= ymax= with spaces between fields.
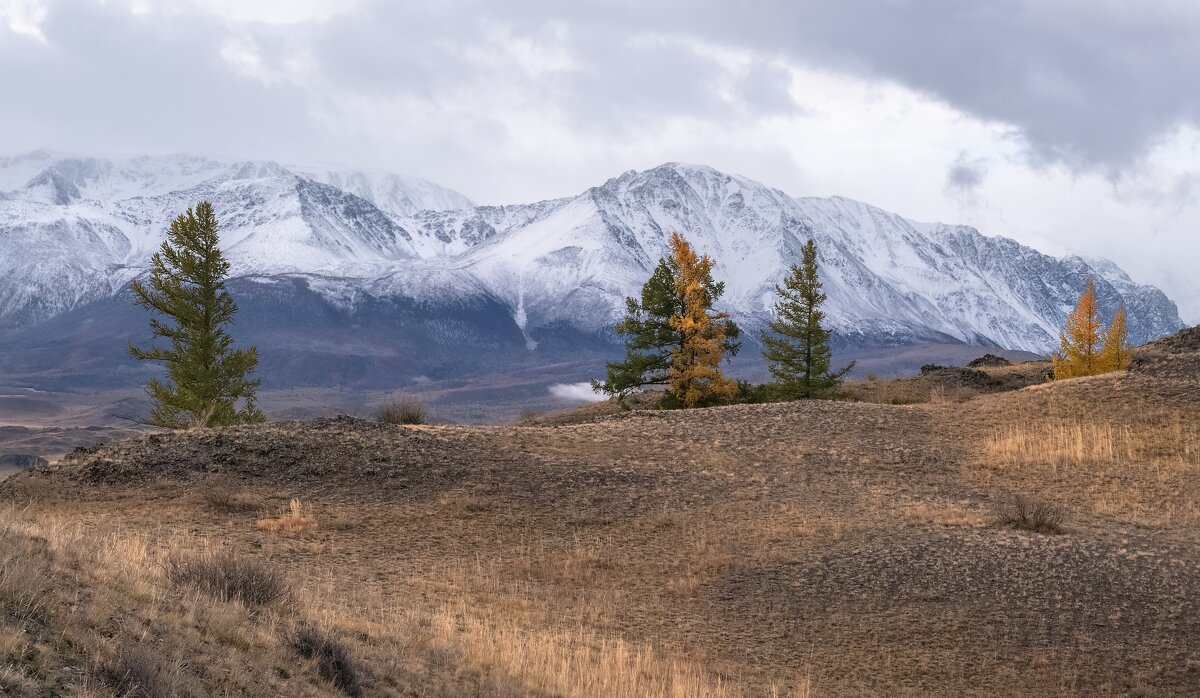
xmin=0 ymin=155 xmax=1186 ymax=352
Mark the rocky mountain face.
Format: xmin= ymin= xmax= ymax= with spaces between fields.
xmin=0 ymin=152 xmax=1186 ymax=389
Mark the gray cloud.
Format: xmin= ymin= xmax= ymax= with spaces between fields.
xmin=6 ymin=1 xmax=1198 ymax=175
xmin=474 ymin=0 xmax=1200 ymax=172
xmin=1 ymin=0 xmax=1198 ymax=318
xmin=0 ymin=2 xmax=322 ymax=161
xmin=945 ymin=152 xmax=988 ymax=202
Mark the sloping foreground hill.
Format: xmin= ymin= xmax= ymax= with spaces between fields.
xmin=0 ymin=330 xmax=1198 ymax=696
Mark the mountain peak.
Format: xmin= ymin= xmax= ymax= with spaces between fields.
xmin=0 ymin=154 xmax=1186 ymax=355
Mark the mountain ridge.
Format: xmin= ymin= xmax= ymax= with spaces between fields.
xmin=0 ymin=154 xmax=1186 ymax=384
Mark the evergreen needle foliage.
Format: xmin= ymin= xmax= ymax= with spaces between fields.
xmin=595 ymin=232 xmax=740 ymax=406
xmin=128 ymin=202 xmax=264 ymax=428
xmin=760 ymin=239 xmax=853 ymax=399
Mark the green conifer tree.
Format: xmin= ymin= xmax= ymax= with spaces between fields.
xmin=595 ymin=234 xmax=740 ymax=400
xmin=761 ymin=239 xmax=853 ymax=399
xmin=128 ymin=202 xmax=265 ymax=428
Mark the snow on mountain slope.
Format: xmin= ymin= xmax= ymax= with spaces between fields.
xmin=0 ymin=152 xmax=475 ymax=321
xmin=0 ymin=152 xmax=473 ymax=214
xmin=412 ymin=163 xmax=1182 ymax=351
xmin=297 ymin=168 xmax=474 ymax=217
xmin=0 ymin=156 xmax=1186 ymax=354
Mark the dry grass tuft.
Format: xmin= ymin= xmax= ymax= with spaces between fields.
xmin=996 ymin=495 xmax=1067 ymax=534
xmin=901 ymin=502 xmax=987 ymax=528
xmin=0 ymin=545 xmax=50 ymax=625
xmin=292 ymin=626 xmax=363 ymax=697
xmin=377 ymin=397 xmax=427 ymax=425
xmin=421 ymin=605 xmax=742 ymax=697
xmin=202 ymin=487 xmax=260 ymax=513
xmin=436 ymin=492 xmax=490 ymax=517
xmin=95 ymin=644 xmax=189 ymax=697
xmin=257 ymin=498 xmax=317 ymax=534
xmin=164 ymin=551 xmax=289 ymax=606
xmin=981 ymin=413 xmax=1200 ymax=471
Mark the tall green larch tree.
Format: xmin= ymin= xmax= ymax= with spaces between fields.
xmin=594 ymin=258 xmax=681 ymax=396
xmin=760 ymin=238 xmax=853 ymax=399
xmin=128 ymin=202 xmax=264 ymax=428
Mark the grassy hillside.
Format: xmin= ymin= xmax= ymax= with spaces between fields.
xmin=1 ymin=329 xmax=1197 ymax=696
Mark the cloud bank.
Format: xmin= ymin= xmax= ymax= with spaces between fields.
xmin=2 ymin=0 xmax=1199 ymax=319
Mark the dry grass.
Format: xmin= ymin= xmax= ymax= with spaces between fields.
xmin=257 ymin=498 xmax=318 ymax=534
xmin=5 ymin=358 xmax=1198 ymax=696
xmin=96 ymin=644 xmax=197 ymax=697
xmin=0 ymin=539 xmax=50 ymax=625
xmin=996 ymin=495 xmax=1067 ymax=534
xmin=0 ymin=505 xmax=338 ymax=695
xmin=963 ymin=389 xmax=1200 ymax=526
xmin=202 ymin=487 xmax=260 ymax=513
xmin=377 ymin=397 xmax=428 ymax=425
xmin=292 ymin=626 xmax=363 ymax=697
xmin=981 ymin=414 xmax=1200 ymax=471
xmin=164 ymin=550 xmax=290 ymax=606
xmin=422 ymin=608 xmax=739 ymax=697
xmin=301 ymin=586 xmax=791 ymax=698
xmin=0 ymin=498 xmax=784 ymax=696
xmin=900 ymin=501 xmax=988 ymax=528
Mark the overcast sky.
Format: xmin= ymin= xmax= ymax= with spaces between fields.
xmin=2 ymin=0 xmax=1198 ymax=321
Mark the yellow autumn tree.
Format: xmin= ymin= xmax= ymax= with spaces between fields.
xmin=1098 ymin=302 xmax=1132 ymax=372
xmin=667 ymin=232 xmax=738 ymax=407
xmin=1052 ymin=279 xmax=1103 ymax=379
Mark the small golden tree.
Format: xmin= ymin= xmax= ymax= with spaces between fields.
xmin=1099 ymin=302 xmax=1132 ymax=372
xmin=1053 ymin=280 xmax=1102 ymax=379
xmin=667 ymin=233 xmax=738 ymax=407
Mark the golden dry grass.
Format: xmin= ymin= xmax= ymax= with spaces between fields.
xmin=899 ymin=501 xmax=988 ymax=528
xmin=958 ymin=373 xmax=1200 ymax=528
xmin=257 ymin=498 xmax=318 ymax=534
xmin=980 ymin=412 xmax=1200 ymax=471
xmin=0 ymin=498 xmax=809 ymax=696
xmin=5 ymin=359 xmax=1199 ymax=695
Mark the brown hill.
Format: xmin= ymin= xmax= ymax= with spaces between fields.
xmin=1 ymin=330 xmax=1197 ymax=696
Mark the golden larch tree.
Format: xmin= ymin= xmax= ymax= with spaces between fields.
xmin=667 ymin=232 xmax=738 ymax=407
xmin=1052 ymin=279 xmax=1102 ymax=379
xmin=1099 ymin=302 xmax=1132 ymax=372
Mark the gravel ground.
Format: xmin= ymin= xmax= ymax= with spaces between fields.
xmin=6 ymin=331 xmax=1199 ymax=695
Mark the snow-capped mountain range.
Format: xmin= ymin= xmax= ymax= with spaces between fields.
xmin=0 ymin=151 xmax=1185 ymax=371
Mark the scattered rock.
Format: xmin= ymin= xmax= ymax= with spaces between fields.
xmin=966 ymin=354 xmax=1012 ymax=368
xmin=0 ymin=454 xmax=49 ymax=469
xmin=919 ymin=365 xmax=991 ymax=387
xmin=1141 ymin=325 xmax=1200 ymax=355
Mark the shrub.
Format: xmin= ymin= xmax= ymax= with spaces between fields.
xmin=256 ymin=499 xmax=317 ymax=534
xmin=376 ymin=397 xmax=427 ymax=425
xmin=96 ymin=645 xmax=176 ymax=698
xmin=997 ymin=495 xmax=1066 ymax=534
xmin=735 ymin=380 xmax=771 ymax=404
xmin=292 ymin=626 xmax=363 ymax=697
xmin=164 ymin=551 xmax=289 ymax=606
xmin=202 ymin=487 xmax=259 ymax=513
